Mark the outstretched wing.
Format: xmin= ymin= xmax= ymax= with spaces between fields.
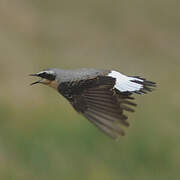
xmin=58 ymin=73 xmax=156 ymax=139
xmin=58 ymin=76 xmax=137 ymax=139
xmin=80 ymin=85 xmax=137 ymax=139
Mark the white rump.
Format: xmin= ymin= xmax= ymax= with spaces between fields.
xmin=108 ymin=70 xmax=144 ymax=92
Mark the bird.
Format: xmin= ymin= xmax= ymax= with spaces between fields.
xmin=30 ymin=68 xmax=156 ymax=139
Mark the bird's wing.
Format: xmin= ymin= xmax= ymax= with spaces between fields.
xmin=66 ymin=77 xmax=137 ymax=139
xmin=58 ymin=74 xmax=156 ymax=139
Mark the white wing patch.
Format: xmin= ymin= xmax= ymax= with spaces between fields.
xmin=108 ymin=70 xmax=144 ymax=92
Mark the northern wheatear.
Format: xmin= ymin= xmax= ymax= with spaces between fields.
xmin=30 ymin=68 xmax=156 ymax=139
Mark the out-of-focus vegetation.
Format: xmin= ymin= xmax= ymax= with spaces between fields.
xmin=0 ymin=0 xmax=180 ymax=179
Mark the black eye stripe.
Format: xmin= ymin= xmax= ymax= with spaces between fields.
xmin=38 ymin=72 xmax=55 ymax=80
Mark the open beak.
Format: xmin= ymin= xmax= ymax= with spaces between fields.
xmin=29 ymin=73 xmax=43 ymax=86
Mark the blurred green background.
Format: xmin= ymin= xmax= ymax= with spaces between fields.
xmin=0 ymin=0 xmax=179 ymax=179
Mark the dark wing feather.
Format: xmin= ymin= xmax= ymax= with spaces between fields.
xmin=57 ymin=73 xmax=155 ymax=139
xmin=68 ymin=80 xmax=136 ymax=139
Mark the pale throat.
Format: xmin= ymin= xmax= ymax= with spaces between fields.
xmin=43 ymin=79 xmax=58 ymax=90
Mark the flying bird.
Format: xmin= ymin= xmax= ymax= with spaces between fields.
xmin=30 ymin=68 xmax=156 ymax=139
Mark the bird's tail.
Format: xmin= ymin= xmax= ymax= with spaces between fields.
xmin=108 ymin=71 xmax=156 ymax=94
xmin=128 ymin=76 xmax=156 ymax=94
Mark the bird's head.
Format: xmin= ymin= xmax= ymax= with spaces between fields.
xmin=30 ymin=69 xmax=58 ymax=89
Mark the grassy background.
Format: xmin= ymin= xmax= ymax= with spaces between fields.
xmin=0 ymin=0 xmax=180 ymax=179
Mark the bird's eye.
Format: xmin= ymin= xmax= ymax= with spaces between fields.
xmin=38 ymin=71 xmax=56 ymax=81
